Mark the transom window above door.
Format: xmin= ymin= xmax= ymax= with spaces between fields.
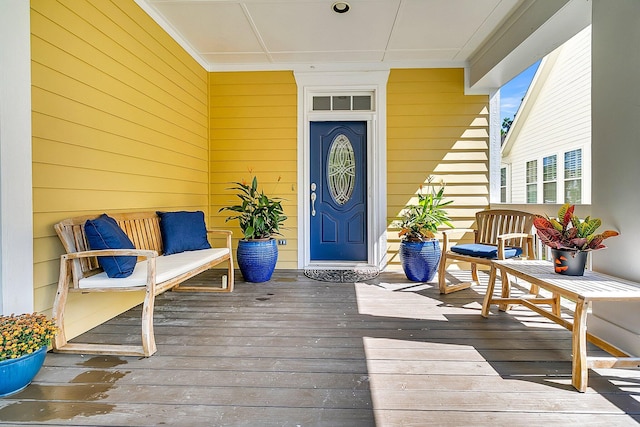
xmin=312 ymin=94 xmax=373 ymax=111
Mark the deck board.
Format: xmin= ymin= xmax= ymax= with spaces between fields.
xmin=1 ymin=270 xmax=640 ymax=426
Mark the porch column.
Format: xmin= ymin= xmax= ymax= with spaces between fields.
xmin=0 ymin=0 xmax=34 ymax=314
xmin=589 ymin=0 xmax=640 ymax=355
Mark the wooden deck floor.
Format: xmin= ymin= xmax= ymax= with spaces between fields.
xmin=2 ymin=269 xmax=640 ymax=426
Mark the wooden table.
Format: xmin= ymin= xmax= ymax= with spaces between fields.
xmin=482 ymin=259 xmax=640 ymax=392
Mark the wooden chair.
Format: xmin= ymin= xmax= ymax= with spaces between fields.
xmin=438 ymin=209 xmax=535 ymax=294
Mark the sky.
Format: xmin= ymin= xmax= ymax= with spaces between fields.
xmin=500 ymin=60 xmax=541 ymax=121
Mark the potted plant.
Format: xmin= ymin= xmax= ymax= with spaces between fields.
xmin=533 ymin=203 xmax=619 ymax=275
xmin=220 ymin=176 xmax=287 ymax=282
xmin=1 ymin=313 xmax=58 ymax=397
xmin=395 ymin=176 xmax=454 ymax=282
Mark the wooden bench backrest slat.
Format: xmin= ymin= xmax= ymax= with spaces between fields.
xmin=55 ymin=212 xmax=165 ymax=285
xmin=117 ymin=216 xmax=163 ymax=254
xmin=74 ymin=223 xmax=100 ymax=272
xmin=475 ymin=209 xmax=534 ymax=249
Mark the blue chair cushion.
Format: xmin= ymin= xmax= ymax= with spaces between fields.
xmin=157 ymin=211 xmax=211 ymax=255
xmin=450 ymin=243 xmax=523 ymax=259
xmin=85 ymin=214 xmax=137 ymax=278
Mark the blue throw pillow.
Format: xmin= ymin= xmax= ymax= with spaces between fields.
xmin=157 ymin=211 xmax=211 ymax=255
xmin=450 ymin=243 xmax=523 ymax=259
xmin=84 ymin=214 xmax=137 ymax=278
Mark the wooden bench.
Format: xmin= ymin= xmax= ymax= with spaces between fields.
xmin=482 ymin=259 xmax=640 ymax=392
xmin=438 ymin=209 xmax=535 ymax=294
xmin=53 ymin=211 xmax=234 ymax=357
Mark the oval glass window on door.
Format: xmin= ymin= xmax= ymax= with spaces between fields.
xmin=327 ymin=134 xmax=355 ymax=205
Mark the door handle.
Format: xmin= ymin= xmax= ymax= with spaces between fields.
xmin=311 ymin=183 xmax=317 ymax=216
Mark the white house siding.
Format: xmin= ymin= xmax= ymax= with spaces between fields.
xmin=502 ymin=26 xmax=591 ymax=205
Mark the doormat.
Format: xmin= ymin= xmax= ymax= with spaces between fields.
xmin=304 ymin=267 xmax=379 ymax=283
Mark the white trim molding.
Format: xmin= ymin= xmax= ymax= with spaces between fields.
xmin=294 ymin=71 xmax=389 ymax=269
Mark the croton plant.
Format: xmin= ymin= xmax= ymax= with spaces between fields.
xmin=533 ymin=203 xmax=619 ymax=252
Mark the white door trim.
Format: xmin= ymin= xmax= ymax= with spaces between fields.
xmin=294 ymin=71 xmax=389 ymax=269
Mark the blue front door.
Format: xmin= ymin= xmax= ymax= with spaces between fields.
xmin=310 ymin=121 xmax=367 ymax=261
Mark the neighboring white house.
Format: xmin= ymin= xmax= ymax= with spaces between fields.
xmin=501 ymin=26 xmax=592 ymax=205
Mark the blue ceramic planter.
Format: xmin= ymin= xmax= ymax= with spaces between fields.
xmin=399 ymin=240 xmax=441 ymax=282
xmin=237 ymin=239 xmax=278 ymax=283
xmin=0 ymin=346 xmax=47 ymax=397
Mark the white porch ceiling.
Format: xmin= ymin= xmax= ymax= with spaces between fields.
xmin=138 ymin=0 xmax=524 ymax=72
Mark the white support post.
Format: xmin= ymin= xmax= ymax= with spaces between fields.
xmin=0 ymin=0 xmax=34 ymax=314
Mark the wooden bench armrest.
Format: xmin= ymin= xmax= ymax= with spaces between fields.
xmin=442 ymin=228 xmax=476 ymax=236
xmin=497 ymin=233 xmax=534 ymax=259
xmin=207 ymin=229 xmax=233 ymax=249
xmin=442 ymin=228 xmax=477 ymax=252
xmin=207 ymin=229 xmax=232 ymax=236
xmin=63 ymin=248 xmax=158 ymax=260
xmin=61 ymin=249 xmax=158 ymax=291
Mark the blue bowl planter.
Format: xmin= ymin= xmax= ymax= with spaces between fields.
xmin=237 ymin=239 xmax=278 ymax=283
xmin=0 ymin=346 xmax=47 ymax=397
xmin=399 ymin=240 xmax=442 ymax=282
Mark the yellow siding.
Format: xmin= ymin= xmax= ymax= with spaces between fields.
xmin=209 ymin=71 xmax=298 ymax=268
xmin=387 ymin=69 xmax=489 ymax=268
xmin=31 ymin=0 xmax=209 ymax=339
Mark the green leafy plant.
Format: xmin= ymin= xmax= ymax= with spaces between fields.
xmin=220 ymin=176 xmax=287 ymax=240
xmin=1 ymin=313 xmax=58 ymax=361
xmin=533 ymin=203 xmax=619 ymax=251
xmin=395 ymin=176 xmax=454 ymax=242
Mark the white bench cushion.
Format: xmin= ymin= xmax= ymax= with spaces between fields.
xmin=78 ymin=248 xmax=229 ymax=289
